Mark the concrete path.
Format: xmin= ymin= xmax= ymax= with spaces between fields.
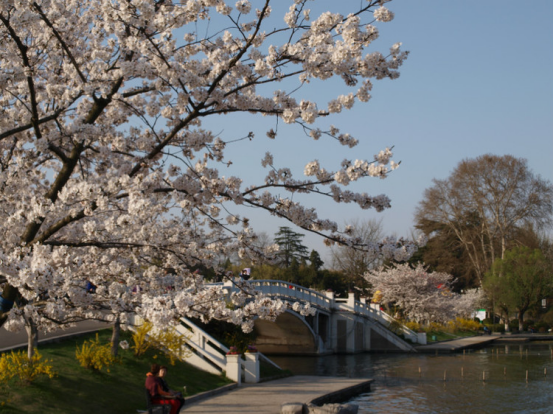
xmin=0 ymin=320 xmax=111 ymax=353
xmin=181 ymin=376 xmax=372 ymax=414
xmin=416 ymin=335 xmax=500 ymax=353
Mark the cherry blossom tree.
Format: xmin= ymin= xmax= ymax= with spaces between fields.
xmin=365 ymin=263 xmax=480 ymax=324
xmin=0 ymin=0 xmax=420 ymax=353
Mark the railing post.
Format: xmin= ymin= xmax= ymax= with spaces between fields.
xmin=325 ymin=289 xmax=335 ymax=308
xmin=243 ymin=352 xmax=260 ymax=383
xmin=347 ymin=291 xmax=355 ymax=307
xmin=417 ymin=332 xmax=427 ymax=345
xmin=225 ymin=354 xmax=241 ymax=385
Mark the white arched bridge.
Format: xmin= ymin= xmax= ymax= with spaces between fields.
xmin=1 ymin=279 xmax=426 ymax=385
xmin=174 ymin=280 xmax=426 ymax=382
xmin=244 ymin=279 xmax=425 ymax=355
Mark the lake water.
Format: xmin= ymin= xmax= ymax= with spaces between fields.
xmin=270 ymin=341 xmax=553 ymax=413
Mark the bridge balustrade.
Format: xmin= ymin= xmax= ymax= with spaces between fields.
xmin=246 ymin=280 xmax=333 ymax=311
xmin=214 ymin=279 xmax=421 ymax=345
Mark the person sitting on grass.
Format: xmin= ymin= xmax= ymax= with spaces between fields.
xmin=159 ymin=365 xmax=185 ymax=409
xmin=145 ymin=363 xmax=183 ymax=414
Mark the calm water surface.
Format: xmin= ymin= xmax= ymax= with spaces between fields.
xmin=270 ymin=341 xmax=553 ymax=413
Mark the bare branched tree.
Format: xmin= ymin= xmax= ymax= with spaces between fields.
xmin=415 ymin=154 xmax=553 ymax=285
xmin=330 ymin=218 xmax=384 ymax=295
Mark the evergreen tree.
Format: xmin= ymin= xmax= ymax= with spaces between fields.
xmin=273 ymin=227 xmax=309 ymax=268
xmin=309 ymin=250 xmax=324 ymax=271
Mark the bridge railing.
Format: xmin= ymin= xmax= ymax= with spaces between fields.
xmin=247 ymin=280 xmax=332 ymax=310
xmin=213 ymin=279 xmax=423 ymax=344
xmin=337 ymin=293 xmax=420 ymax=342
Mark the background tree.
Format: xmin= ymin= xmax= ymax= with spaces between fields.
xmin=414 ymin=218 xmax=478 ymax=290
xmin=0 ymin=0 xmax=417 ymax=349
xmin=364 ymin=263 xmax=479 ymax=324
xmin=273 ymin=227 xmax=309 ymax=268
xmin=330 ymin=218 xmax=384 ymax=295
xmin=415 ymin=154 xmax=553 ymax=285
xmin=483 ymin=247 xmax=552 ymax=331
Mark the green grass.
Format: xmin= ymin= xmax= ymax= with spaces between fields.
xmin=427 ymin=330 xmax=479 ymax=342
xmin=0 ymin=329 xmax=232 ymax=414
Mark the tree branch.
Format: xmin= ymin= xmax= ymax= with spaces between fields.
xmin=32 ymin=2 xmax=88 ymax=83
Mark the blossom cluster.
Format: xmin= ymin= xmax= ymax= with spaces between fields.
xmin=365 ymin=263 xmax=482 ymax=324
xmin=0 ymin=0 xmax=415 ymax=335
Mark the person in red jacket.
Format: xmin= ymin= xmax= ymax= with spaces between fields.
xmin=145 ymin=363 xmax=182 ymax=414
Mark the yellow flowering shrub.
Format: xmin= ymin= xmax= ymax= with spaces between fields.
xmin=132 ymin=321 xmax=191 ymax=365
xmin=404 ymin=321 xmax=422 ymax=332
xmin=132 ymin=320 xmax=153 ymax=357
xmin=427 ymin=322 xmax=446 ymax=332
xmin=447 ymin=317 xmax=481 ymax=332
xmin=76 ymin=333 xmax=120 ymax=371
xmin=0 ymin=349 xmax=57 ymax=385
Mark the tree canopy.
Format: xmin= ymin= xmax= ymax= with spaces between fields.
xmin=483 ymin=247 xmax=552 ymax=330
xmin=415 ymin=154 xmax=553 ymax=285
xmin=273 ymin=226 xmax=309 ymax=268
xmin=0 ymin=0 xmax=419 ymax=336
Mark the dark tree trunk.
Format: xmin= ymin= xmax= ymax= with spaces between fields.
xmin=518 ymin=309 xmax=525 ymax=332
xmin=25 ymin=318 xmax=39 ymax=359
xmin=111 ymin=315 xmax=121 ymax=357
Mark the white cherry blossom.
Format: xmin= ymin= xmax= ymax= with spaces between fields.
xmin=0 ymin=0 xmax=416 ymax=339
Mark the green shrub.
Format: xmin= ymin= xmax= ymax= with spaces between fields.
xmin=387 ymin=320 xmax=403 ymax=335
xmin=536 ymin=321 xmax=550 ymax=331
xmin=404 ymin=321 xmax=422 ymax=332
xmin=509 ymin=319 xmax=519 ymax=330
xmin=489 ymin=324 xmax=505 ymax=333
xmin=523 ymin=320 xmax=534 ymax=331
xmin=541 ymin=309 xmax=553 ymax=326
xmin=482 ymin=318 xmax=494 ymax=325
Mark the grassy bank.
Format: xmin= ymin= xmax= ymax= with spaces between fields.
xmin=0 ymin=329 xmax=232 ymax=413
xmin=426 ymin=330 xmax=479 ymax=342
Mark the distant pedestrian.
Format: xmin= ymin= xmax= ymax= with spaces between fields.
xmin=239 ymin=268 xmax=251 ymax=280
xmin=85 ymin=279 xmax=97 ymax=293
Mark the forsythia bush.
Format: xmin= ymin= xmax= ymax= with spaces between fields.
xmin=444 ymin=317 xmax=481 ymax=332
xmin=132 ymin=321 xmax=192 ymax=365
xmin=404 ymin=321 xmax=422 ymax=332
xmin=0 ymin=349 xmax=57 ymax=384
xmin=446 ymin=317 xmax=481 ymax=332
xmin=76 ymin=333 xmax=120 ymax=371
xmin=132 ymin=320 xmax=154 ymax=358
xmin=427 ymin=322 xmax=446 ymax=332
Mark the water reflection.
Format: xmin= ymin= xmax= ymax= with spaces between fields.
xmin=269 ymin=341 xmax=553 ymax=413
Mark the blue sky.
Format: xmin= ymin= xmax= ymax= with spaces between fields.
xmin=205 ymin=0 xmax=553 ymax=264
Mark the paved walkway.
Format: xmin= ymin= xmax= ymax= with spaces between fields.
xmin=0 ymin=320 xmax=110 ymax=353
xmin=416 ymin=335 xmax=501 ymax=353
xmin=181 ymin=376 xmax=372 ymax=414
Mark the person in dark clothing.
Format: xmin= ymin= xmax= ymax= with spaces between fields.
xmin=85 ymin=279 xmax=97 ymax=293
xmin=159 ymin=366 xmax=185 ymax=410
xmin=145 ymin=363 xmax=182 ymax=414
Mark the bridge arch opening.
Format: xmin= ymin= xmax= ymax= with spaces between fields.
xmin=254 ymin=310 xmax=318 ymax=355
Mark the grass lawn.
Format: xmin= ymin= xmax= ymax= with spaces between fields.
xmin=0 ymin=329 xmax=233 ymax=414
xmin=426 ymin=330 xmax=479 ymax=342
